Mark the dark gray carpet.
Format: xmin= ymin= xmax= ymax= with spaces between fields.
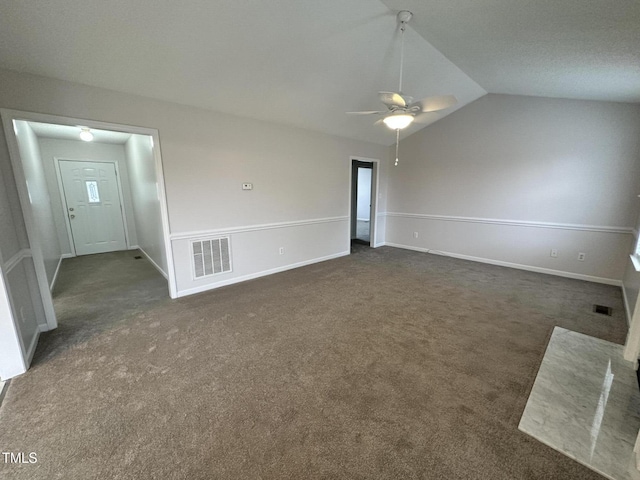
xmin=0 ymin=246 xmax=627 ymax=479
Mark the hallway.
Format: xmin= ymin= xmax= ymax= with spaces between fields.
xmin=45 ymin=250 xmax=169 ymax=362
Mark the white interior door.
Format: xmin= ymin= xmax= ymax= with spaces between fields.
xmin=59 ymin=160 xmax=127 ymax=256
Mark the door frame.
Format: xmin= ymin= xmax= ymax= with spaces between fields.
xmin=348 ymin=156 xmax=380 ymax=249
xmin=54 ymin=158 xmax=131 ymax=256
xmin=0 ymin=109 xmax=178 ymax=315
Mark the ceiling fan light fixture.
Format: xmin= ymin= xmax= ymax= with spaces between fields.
xmin=383 ymin=114 xmax=414 ymax=130
xmin=79 ymin=127 xmax=93 ymax=142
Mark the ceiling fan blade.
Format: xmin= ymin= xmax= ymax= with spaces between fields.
xmin=400 ymin=94 xmax=414 ymax=105
xmin=412 ymin=95 xmax=457 ymax=113
xmin=346 ymin=111 xmax=385 ymax=115
xmin=413 ymin=112 xmax=436 ymax=124
xmin=374 ymin=118 xmax=385 ymax=126
xmin=379 ymin=91 xmax=406 ymax=108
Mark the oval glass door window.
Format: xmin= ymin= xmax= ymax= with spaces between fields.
xmin=85 ymin=180 xmax=100 ymax=203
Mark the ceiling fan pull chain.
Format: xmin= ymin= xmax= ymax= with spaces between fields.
xmin=395 ymin=128 xmax=400 ymax=166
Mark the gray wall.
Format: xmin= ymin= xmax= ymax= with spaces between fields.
xmin=386 ymin=94 xmax=640 ymax=283
xmin=37 ymin=137 xmax=138 ymax=254
xmin=124 ymin=134 xmax=167 ymax=275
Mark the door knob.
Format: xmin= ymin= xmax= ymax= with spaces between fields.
xmin=70 ymin=214 xmax=75 ymax=219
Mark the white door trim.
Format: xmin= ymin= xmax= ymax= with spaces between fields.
xmin=54 ymin=158 xmax=131 ymax=256
xmin=0 ymin=108 xmax=178 ymax=300
xmin=348 ymin=156 xmax=380 ymax=248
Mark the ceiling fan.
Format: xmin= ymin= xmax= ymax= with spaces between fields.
xmin=347 ymin=10 xmax=457 ymax=165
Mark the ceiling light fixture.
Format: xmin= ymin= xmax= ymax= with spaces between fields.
xmin=347 ymin=10 xmax=457 ymax=166
xmin=383 ymin=113 xmax=414 ymax=130
xmin=79 ymin=127 xmax=94 ymax=142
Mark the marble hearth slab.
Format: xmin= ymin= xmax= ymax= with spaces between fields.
xmin=519 ymin=327 xmax=640 ymax=480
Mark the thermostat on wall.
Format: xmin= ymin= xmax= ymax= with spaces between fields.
xmin=242 ymin=183 xmax=253 ymax=190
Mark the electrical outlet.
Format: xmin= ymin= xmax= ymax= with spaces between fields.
xmin=279 ymin=247 xmax=285 ymax=255
xmin=550 ymin=249 xmax=558 ymax=258
xmin=578 ymin=252 xmax=586 ymax=261
xmin=242 ymin=183 xmax=253 ymax=190
xmin=413 ymin=232 xmax=419 ymax=239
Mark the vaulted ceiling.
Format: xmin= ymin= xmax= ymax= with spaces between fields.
xmin=0 ymin=1 xmax=637 ymax=146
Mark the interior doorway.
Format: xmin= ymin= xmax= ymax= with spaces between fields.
xmin=350 ymin=158 xmax=378 ymax=247
xmin=0 ymin=109 xmax=178 ymax=377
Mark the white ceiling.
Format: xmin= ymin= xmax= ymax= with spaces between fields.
xmin=382 ymin=0 xmax=640 ymax=103
xmin=0 ymin=0 xmax=485 ymax=145
xmin=28 ymin=121 xmax=132 ymax=144
xmin=0 ymin=1 xmax=637 ymax=147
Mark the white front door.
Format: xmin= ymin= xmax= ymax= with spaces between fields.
xmin=59 ymin=160 xmax=127 ymax=256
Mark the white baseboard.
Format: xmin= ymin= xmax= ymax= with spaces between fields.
xmin=131 ymin=246 xmax=168 ymax=279
xmin=177 ymin=251 xmax=350 ymax=298
xmin=50 ymin=253 xmax=73 ymax=291
xmin=25 ymin=327 xmax=43 ymax=365
xmin=383 ymin=242 xmax=622 ymax=287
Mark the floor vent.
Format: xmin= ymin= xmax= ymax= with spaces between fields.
xmin=592 ymin=304 xmax=612 ymax=316
xmin=134 ymin=256 xmax=142 ymax=259
xmin=191 ymin=237 xmax=232 ymax=279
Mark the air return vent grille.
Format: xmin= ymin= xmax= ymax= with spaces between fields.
xmin=191 ymin=237 xmax=232 ymax=279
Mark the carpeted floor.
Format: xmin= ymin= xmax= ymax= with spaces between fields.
xmin=0 ymin=246 xmax=627 ymax=479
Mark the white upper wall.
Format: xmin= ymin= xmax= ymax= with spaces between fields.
xmin=14 ymin=121 xmax=61 ymax=284
xmin=388 ymin=94 xmax=640 ymax=227
xmin=0 ymin=124 xmax=28 ymax=260
xmin=385 ymin=94 xmax=640 ymax=282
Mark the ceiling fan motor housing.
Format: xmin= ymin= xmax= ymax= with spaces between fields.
xmin=397 ymin=10 xmax=413 ymax=24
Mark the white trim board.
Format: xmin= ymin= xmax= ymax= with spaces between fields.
xmin=177 ymin=251 xmax=350 ymax=298
xmin=385 ymin=212 xmax=633 ymax=235
xmin=383 ymin=242 xmax=622 ymax=287
xmin=170 ymin=216 xmax=348 ymax=241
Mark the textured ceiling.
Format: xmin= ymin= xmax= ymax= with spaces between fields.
xmin=382 ymin=0 xmax=640 ymax=103
xmin=0 ymin=0 xmax=485 ymax=146
xmin=1 ymin=1 xmax=637 ymax=148
xmin=28 ymin=121 xmax=132 ymax=144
